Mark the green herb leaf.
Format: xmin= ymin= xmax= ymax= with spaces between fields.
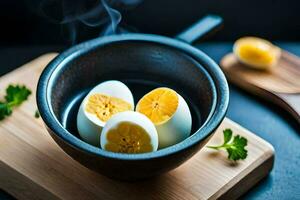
xmin=35 ymin=110 xmax=40 ymax=118
xmin=223 ymin=128 xmax=232 ymax=144
xmin=207 ymin=129 xmax=248 ymax=161
xmin=0 ymin=102 xmax=12 ymax=120
xmin=5 ymin=85 xmax=31 ymax=106
xmin=0 ymin=84 xmax=31 ymax=121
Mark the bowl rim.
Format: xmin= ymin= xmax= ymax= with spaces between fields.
xmin=37 ymin=33 xmax=229 ymax=160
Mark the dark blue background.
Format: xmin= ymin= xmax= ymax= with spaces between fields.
xmin=0 ymin=0 xmax=300 ymax=45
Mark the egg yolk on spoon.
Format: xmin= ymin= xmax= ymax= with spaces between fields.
xmin=234 ymin=37 xmax=281 ymax=69
xmin=85 ymin=94 xmax=132 ymax=122
xmin=104 ymin=122 xmax=153 ymax=153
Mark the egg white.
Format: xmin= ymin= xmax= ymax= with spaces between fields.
xmin=155 ymin=93 xmax=192 ymax=149
xmin=77 ymin=80 xmax=134 ymax=146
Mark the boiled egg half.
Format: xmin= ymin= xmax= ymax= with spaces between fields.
xmin=233 ymin=37 xmax=281 ymax=70
xmin=136 ymin=87 xmax=192 ymax=148
xmin=77 ymin=80 xmax=134 ymax=146
xmin=100 ymin=111 xmax=158 ymax=153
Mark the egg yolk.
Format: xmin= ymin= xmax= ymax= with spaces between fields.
xmin=136 ymin=88 xmax=179 ymax=125
xmin=235 ymin=37 xmax=280 ymax=68
xmin=237 ymin=43 xmax=274 ymax=65
xmin=104 ymin=122 xmax=153 ymax=153
xmin=85 ymin=94 xmax=132 ymax=122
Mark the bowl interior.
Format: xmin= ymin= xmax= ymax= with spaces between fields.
xmin=49 ymin=40 xmax=217 ymax=148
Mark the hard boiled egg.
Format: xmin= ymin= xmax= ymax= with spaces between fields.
xmin=233 ymin=37 xmax=281 ymax=70
xmin=77 ymin=80 xmax=134 ymax=146
xmin=136 ymin=87 xmax=192 ymax=148
xmin=100 ymin=111 xmax=158 ymax=153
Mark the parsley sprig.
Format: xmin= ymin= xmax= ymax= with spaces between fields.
xmin=0 ymin=84 xmax=31 ymax=120
xmin=207 ymin=129 xmax=248 ymax=161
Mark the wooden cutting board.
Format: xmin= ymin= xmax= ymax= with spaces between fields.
xmin=220 ymin=51 xmax=300 ymax=124
xmin=0 ymin=53 xmax=274 ymax=200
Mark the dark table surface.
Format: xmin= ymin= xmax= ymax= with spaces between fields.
xmin=0 ymin=42 xmax=299 ymax=199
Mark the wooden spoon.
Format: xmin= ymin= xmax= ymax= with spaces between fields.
xmin=220 ymin=51 xmax=300 ymax=123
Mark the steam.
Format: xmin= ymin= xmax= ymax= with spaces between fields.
xmin=35 ymin=0 xmax=142 ymax=44
xmin=100 ymin=0 xmax=122 ymax=35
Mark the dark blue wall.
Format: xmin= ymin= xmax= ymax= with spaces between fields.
xmin=0 ymin=0 xmax=299 ymax=45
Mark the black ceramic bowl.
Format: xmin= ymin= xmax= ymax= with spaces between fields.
xmin=37 ymin=16 xmax=229 ymax=180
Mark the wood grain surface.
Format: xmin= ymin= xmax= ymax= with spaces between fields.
xmin=220 ymin=51 xmax=300 ymax=124
xmin=0 ymin=53 xmax=274 ymax=200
